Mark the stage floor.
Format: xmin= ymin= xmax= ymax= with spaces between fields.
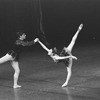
xmin=0 ymin=45 xmax=100 ymax=100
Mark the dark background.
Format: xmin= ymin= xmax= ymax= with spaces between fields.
xmin=0 ymin=0 xmax=100 ymax=54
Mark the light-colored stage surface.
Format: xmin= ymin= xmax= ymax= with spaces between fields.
xmin=0 ymin=45 xmax=100 ymax=100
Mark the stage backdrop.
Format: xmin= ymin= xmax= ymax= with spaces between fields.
xmin=0 ymin=0 xmax=99 ymax=54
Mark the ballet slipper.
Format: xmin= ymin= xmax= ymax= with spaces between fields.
xmin=62 ymin=82 xmax=68 ymax=87
xmin=13 ymin=85 xmax=22 ymax=89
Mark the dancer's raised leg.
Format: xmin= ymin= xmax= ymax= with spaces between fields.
xmin=0 ymin=54 xmax=13 ymax=64
xmin=66 ymin=24 xmax=83 ymax=52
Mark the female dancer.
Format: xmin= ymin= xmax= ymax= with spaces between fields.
xmin=0 ymin=32 xmax=34 ymax=88
xmin=34 ymin=24 xmax=83 ymax=87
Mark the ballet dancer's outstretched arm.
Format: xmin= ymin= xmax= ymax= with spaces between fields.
xmin=34 ymin=38 xmax=50 ymax=52
xmin=52 ymin=55 xmax=77 ymax=60
xmin=16 ymin=40 xmax=34 ymax=46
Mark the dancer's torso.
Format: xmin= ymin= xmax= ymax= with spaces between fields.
xmin=57 ymin=49 xmax=72 ymax=66
xmin=8 ymin=40 xmax=25 ymax=61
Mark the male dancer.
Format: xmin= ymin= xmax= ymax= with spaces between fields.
xmin=0 ymin=32 xmax=34 ymax=88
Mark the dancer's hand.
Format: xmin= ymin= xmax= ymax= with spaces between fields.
xmin=72 ymin=56 xmax=77 ymax=60
xmin=79 ymin=24 xmax=83 ymax=30
xmin=48 ymin=49 xmax=53 ymax=55
xmin=34 ymin=38 xmax=39 ymax=43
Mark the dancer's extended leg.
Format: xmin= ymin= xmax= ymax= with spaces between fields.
xmin=66 ymin=24 xmax=83 ymax=52
xmin=11 ymin=61 xmax=21 ymax=88
xmin=0 ymin=54 xmax=13 ymax=64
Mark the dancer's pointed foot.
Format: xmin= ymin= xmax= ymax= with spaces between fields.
xmin=79 ymin=24 xmax=83 ymax=30
xmin=13 ymin=85 xmax=22 ymax=89
xmin=62 ymin=82 xmax=68 ymax=87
